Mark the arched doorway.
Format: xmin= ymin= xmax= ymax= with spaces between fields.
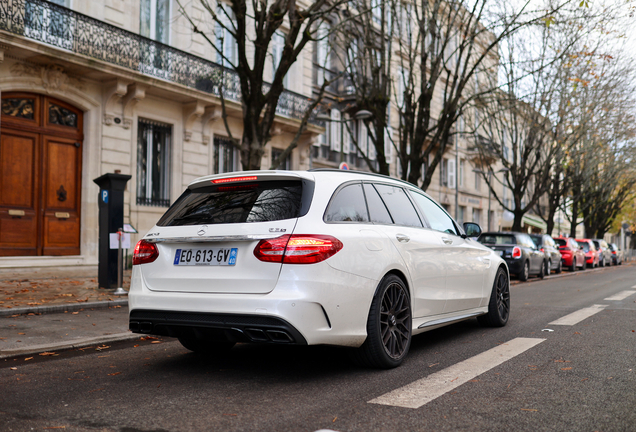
xmin=0 ymin=92 xmax=83 ymax=256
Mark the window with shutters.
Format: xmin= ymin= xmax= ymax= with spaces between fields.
xmin=448 ymin=159 xmax=456 ymax=189
xmin=137 ymin=118 xmax=172 ymax=207
xmin=216 ymin=3 xmax=237 ymax=67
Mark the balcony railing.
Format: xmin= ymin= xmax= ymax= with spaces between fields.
xmin=0 ymin=0 xmax=318 ymax=124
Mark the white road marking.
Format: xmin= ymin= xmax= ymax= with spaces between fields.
xmin=368 ymin=337 xmax=545 ymax=409
xmin=604 ymin=291 xmax=636 ymax=301
xmin=549 ymin=304 xmax=608 ymax=326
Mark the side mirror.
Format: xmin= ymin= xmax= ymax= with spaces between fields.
xmin=463 ymin=222 xmax=482 ymax=238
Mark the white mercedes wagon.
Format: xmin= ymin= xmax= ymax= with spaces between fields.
xmin=129 ymin=169 xmax=510 ymax=368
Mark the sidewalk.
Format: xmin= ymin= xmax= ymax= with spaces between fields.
xmin=1 ymin=268 xmax=137 ymax=360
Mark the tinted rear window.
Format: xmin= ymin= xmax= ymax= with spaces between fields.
xmin=554 ymin=239 xmax=567 ymax=246
xmin=157 ymin=181 xmax=304 ymax=226
xmin=478 ymin=234 xmax=516 ymax=245
xmin=578 ymin=241 xmax=590 ymax=252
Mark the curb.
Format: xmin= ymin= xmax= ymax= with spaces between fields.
xmin=0 ymin=298 xmax=128 ymax=317
xmin=0 ymin=332 xmax=140 ymax=360
xmin=511 ymin=263 xmax=620 ymax=285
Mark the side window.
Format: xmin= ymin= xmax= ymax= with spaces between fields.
xmin=408 ymin=190 xmax=458 ymax=235
xmin=362 ymin=183 xmax=393 ymax=225
xmin=373 ymin=184 xmax=422 ymax=227
xmin=324 ymin=183 xmax=369 ymax=223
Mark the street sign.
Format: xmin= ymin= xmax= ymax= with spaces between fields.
xmin=339 ymin=162 xmax=349 ymax=170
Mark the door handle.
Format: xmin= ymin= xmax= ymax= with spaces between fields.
xmin=396 ymin=234 xmax=410 ymax=243
xmin=441 ymin=237 xmax=453 ymax=245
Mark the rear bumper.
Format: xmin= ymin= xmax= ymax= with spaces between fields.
xmin=129 ymin=310 xmax=307 ymax=345
xmin=504 ymin=259 xmax=524 ymax=275
xmin=128 ymin=264 xmax=379 ymax=348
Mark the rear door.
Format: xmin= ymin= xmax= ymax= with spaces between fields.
xmin=139 ymin=175 xmax=310 ymax=294
xmin=363 ymin=183 xmax=448 ymax=318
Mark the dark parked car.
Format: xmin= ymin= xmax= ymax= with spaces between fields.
xmin=478 ymin=232 xmax=546 ymax=281
xmin=553 ymin=237 xmax=586 ymax=272
xmin=608 ymin=243 xmax=623 ymax=265
xmin=592 ymin=239 xmax=612 ymax=267
xmin=530 ymin=234 xmax=562 ymax=275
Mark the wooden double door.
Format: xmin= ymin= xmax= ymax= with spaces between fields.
xmin=0 ymin=93 xmax=83 ymax=256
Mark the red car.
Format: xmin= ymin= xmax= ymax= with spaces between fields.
xmin=576 ymin=239 xmax=599 ymax=268
xmin=553 ymin=237 xmax=586 ymax=271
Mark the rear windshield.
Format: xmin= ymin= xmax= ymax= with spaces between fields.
xmin=578 ymin=241 xmax=590 ymax=252
xmin=157 ymin=180 xmax=304 ymax=226
xmin=529 ymin=235 xmax=541 ymax=247
xmin=554 ymin=239 xmax=567 ymax=247
xmin=478 ymin=234 xmax=516 ymax=245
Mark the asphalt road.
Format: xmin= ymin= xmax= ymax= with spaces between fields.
xmin=2 ymin=265 xmax=635 ymax=432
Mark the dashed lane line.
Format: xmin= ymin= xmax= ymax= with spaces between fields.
xmin=548 ymin=304 xmax=608 ymax=326
xmin=604 ymin=290 xmax=636 ymax=301
xmin=368 ymin=337 xmax=545 ymax=409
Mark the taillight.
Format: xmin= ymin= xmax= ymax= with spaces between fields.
xmin=254 ymin=234 xmax=343 ymax=264
xmin=512 ymin=246 xmax=522 ymax=258
xmin=540 ymin=247 xmax=545 ymax=252
xmin=133 ymin=240 xmax=159 ymax=265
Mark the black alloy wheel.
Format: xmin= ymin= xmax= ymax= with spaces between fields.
xmin=379 ymin=281 xmax=411 ymax=360
xmin=539 ymin=261 xmax=545 ymax=279
xmin=478 ymin=267 xmax=510 ymax=327
xmin=351 ymin=274 xmax=412 ymax=369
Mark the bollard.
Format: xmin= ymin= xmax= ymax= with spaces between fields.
xmin=112 ymin=228 xmax=127 ymax=296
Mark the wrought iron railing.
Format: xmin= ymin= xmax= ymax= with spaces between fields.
xmin=0 ymin=0 xmax=318 ymax=124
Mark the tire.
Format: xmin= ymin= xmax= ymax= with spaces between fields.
xmin=580 ymin=259 xmax=586 ymax=271
xmin=555 ymin=260 xmax=562 ymax=274
xmin=547 ymin=260 xmax=552 ymax=275
xmin=478 ymin=267 xmax=510 ymax=327
xmin=538 ymin=261 xmax=545 ymax=279
xmin=569 ymin=259 xmax=576 ymax=272
xmin=519 ymin=261 xmax=529 ymax=281
xmin=178 ymin=337 xmax=235 ymax=355
xmin=351 ymin=274 xmax=412 ymax=369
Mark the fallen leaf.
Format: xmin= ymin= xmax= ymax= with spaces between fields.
xmin=43 ymin=427 xmax=66 ymax=429
xmin=18 ymin=333 xmax=25 ymax=335
xmin=89 ymin=388 xmax=104 ymax=393
xmin=72 ymin=312 xmax=79 ymax=315
xmin=561 ymin=367 xmax=573 ymax=371
xmin=39 ymin=352 xmax=57 ymax=356
xmin=554 ymin=360 xmax=571 ymax=363
xmin=10 ymin=367 xmax=17 ymax=370
xmin=108 ymin=372 xmax=121 ymax=376
xmin=151 ymin=341 xmax=162 ymax=344
xmin=96 ymin=345 xmax=110 ymax=351
xmin=428 ymin=363 xmax=439 ymax=368
xmin=521 ymin=409 xmax=538 ymax=412
xmin=24 ymin=357 xmax=33 ymax=361
xmin=332 ymin=417 xmax=337 ymax=423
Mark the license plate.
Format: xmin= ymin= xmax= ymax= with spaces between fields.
xmin=173 ymin=248 xmax=238 ymax=266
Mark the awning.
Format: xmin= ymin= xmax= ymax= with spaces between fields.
xmin=522 ymin=214 xmax=547 ymax=231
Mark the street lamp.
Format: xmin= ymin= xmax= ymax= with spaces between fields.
xmin=473 ymin=167 xmax=509 ymax=231
xmin=316 ymin=109 xmax=373 ymax=164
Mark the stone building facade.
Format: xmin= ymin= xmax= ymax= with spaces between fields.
xmin=0 ymin=0 xmax=320 ymax=271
